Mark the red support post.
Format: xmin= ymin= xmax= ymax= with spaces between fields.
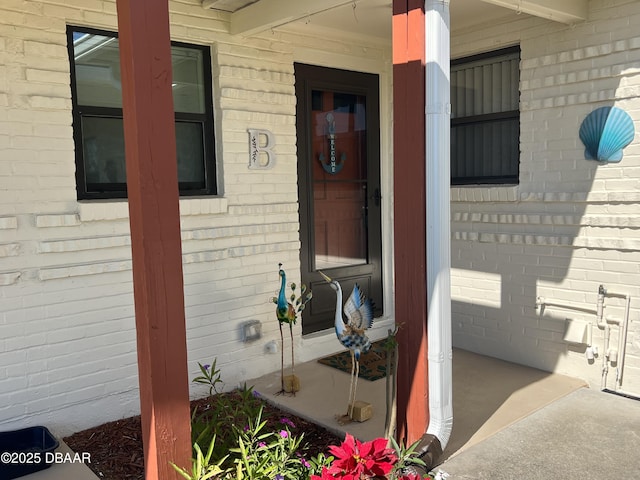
xmin=392 ymin=0 xmax=429 ymax=446
xmin=115 ymin=1 xmax=191 ymax=478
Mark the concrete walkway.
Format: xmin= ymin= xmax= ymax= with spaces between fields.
xmin=439 ymin=387 xmax=640 ymax=479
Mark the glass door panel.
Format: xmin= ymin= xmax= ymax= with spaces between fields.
xmin=312 ymin=91 xmax=368 ymax=269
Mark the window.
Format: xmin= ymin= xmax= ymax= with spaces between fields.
xmin=451 ymin=46 xmax=520 ymax=185
xmin=67 ymin=26 xmax=216 ymax=200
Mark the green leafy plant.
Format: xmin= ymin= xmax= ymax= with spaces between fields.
xmin=171 ymin=435 xmax=229 ymax=480
xmin=173 ymin=366 xmax=440 ymax=480
xmin=192 ymin=360 xmax=224 ymax=396
xmin=189 ymin=359 xmax=266 ymax=470
xmin=230 ymin=408 xmax=313 ymax=479
xmin=191 ymin=385 xmax=265 ymax=468
xmin=174 ymin=358 xmax=336 ymax=480
xmin=306 ymin=451 xmax=335 ymax=477
xmin=387 ymin=436 xmax=432 ymax=480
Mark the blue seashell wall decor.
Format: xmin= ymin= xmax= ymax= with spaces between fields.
xmin=579 ymin=106 xmax=635 ymax=163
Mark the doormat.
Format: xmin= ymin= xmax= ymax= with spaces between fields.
xmin=317 ymin=340 xmax=391 ymax=381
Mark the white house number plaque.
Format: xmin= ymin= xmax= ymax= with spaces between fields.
xmin=248 ymin=129 xmax=276 ymax=169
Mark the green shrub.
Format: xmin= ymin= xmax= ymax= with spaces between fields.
xmin=172 ymin=360 xmax=332 ymax=480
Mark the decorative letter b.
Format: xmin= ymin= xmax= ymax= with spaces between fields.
xmin=248 ymin=129 xmax=276 ymax=169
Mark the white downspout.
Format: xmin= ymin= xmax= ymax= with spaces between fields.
xmin=425 ymin=0 xmax=453 ymax=451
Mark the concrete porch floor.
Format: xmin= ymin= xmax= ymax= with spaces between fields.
xmin=249 ymin=348 xmax=588 ymax=461
xmin=251 ymin=348 xmax=640 ymax=477
xmin=27 ymin=348 xmax=640 ymax=479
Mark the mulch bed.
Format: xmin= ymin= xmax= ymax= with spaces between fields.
xmin=64 ymin=393 xmax=343 ymax=480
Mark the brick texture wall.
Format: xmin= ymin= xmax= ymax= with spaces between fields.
xmin=0 ymin=0 xmax=391 ymax=435
xmin=2 ymin=0 xmax=639 ymax=438
xmin=450 ymin=0 xmax=640 ymax=393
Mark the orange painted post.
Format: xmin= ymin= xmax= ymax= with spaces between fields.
xmin=392 ymin=0 xmax=429 ymax=446
xmin=115 ymin=1 xmax=191 ymax=478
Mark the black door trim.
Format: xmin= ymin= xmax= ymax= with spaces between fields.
xmin=295 ymin=63 xmax=383 ymax=335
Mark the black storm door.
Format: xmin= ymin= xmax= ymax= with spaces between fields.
xmin=295 ymin=63 xmax=383 ymax=334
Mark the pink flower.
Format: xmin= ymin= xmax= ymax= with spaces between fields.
xmin=297 ymin=453 xmax=311 ymax=468
xmin=280 ymin=417 xmax=296 ymax=428
xmin=279 ymin=430 xmax=288 ymax=438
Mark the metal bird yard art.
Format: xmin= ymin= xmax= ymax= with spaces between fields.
xmin=272 ymin=263 xmax=312 ymax=395
xmin=319 ymin=271 xmax=375 ymax=423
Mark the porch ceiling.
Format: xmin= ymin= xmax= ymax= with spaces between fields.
xmin=202 ymin=0 xmax=588 ymax=38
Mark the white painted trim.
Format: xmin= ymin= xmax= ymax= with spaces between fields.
xmin=479 ymin=0 xmax=588 ymax=24
xmin=229 ymin=0 xmax=358 ymax=36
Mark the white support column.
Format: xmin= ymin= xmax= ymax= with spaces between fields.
xmin=425 ymin=0 xmax=453 ymax=450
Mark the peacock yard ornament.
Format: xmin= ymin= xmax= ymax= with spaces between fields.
xmin=272 ymin=263 xmax=312 ymax=395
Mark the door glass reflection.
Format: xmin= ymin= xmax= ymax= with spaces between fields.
xmin=311 ymin=90 xmax=368 ymax=269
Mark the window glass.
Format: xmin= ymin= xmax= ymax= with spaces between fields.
xmin=80 ymin=118 xmax=207 ymax=192
xmin=451 ymin=119 xmax=519 ymax=180
xmin=176 ymin=122 xmax=206 ymax=186
xmin=172 ymin=47 xmax=206 ymax=114
xmin=451 ymin=51 xmax=519 ymax=118
xmin=311 ymin=90 xmax=368 ymax=269
xmin=74 ymin=33 xmax=122 ymax=108
xmin=68 ymin=27 xmax=216 ymax=199
xmin=450 ymin=47 xmax=520 ymax=185
xmin=82 ymin=116 xmax=126 ymax=186
xmin=73 ymin=35 xmax=207 ymax=113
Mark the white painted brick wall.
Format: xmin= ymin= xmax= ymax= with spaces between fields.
xmin=0 ymin=0 xmax=392 ymax=437
xmin=6 ymin=0 xmax=638 ymax=440
xmin=451 ymin=0 xmax=640 ymax=394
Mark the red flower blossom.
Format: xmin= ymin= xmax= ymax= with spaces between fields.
xmin=310 ymin=466 xmax=336 ymax=480
xmin=326 ymin=433 xmax=397 ymax=479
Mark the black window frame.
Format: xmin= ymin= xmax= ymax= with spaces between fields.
xmin=67 ymin=25 xmax=217 ymax=200
xmin=450 ymin=45 xmax=521 ymax=186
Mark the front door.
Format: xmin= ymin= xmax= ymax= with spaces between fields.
xmin=295 ymin=63 xmax=383 ymax=334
